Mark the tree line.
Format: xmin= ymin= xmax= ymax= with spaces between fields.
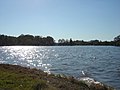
xmin=0 ymin=34 xmax=120 ymax=46
xmin=58 ymin=39 xmax=115 ymax=46
xmin=58 ymin=35 xmax=120 ymax=46
xmin=0 ymin=34 xmax=55 ymax=46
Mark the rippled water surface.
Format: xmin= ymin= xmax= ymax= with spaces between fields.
xmin=0 ymin=46 xmax=120 ymax=89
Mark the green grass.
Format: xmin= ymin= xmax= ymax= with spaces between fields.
xmin=0 ymin=69 xmax=56 ymax=90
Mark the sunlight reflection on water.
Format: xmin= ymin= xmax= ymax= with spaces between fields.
xmin=0 ymin=46 xmax=52 ymax=74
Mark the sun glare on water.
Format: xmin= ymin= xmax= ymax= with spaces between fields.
xmin=2 ymin=46 xmax=51 ymax=74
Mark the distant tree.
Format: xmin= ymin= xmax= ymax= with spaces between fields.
xmin=18 ymin=34 xmax=34 ymax=45
xmin=0 ymin=35 xmax=7 ymax=45
xmin=58 ymin=39 xmax=72 ymax=45
xmin=114 ymin=35 xmax=120 ymax=46
xmin=0 ymin=35 xmax=17 ymax=46
xmin=70 ymin=38 xmax=74 ymax=45
xmin=70 ymin=38 xmax=72 ymax=43
xmin=74 ymin=40 xmax=86 ymax=45
xmin=58 ymin=39 xmax=66 ymax=45
xmin=46 ymin=36 xmax=55 ymax=45
xmin=34 ymin=36 xmax=41 ymax=45
xmin=89 ymin=40 xmax=100 ymax=45
xmin=114 ymin=35 xmax=120 ymax=42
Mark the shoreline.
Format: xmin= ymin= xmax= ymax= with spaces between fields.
xmin=0 ymin=64 xmax=115 ymax=90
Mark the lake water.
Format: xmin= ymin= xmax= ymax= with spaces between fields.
xmin=0 ymin=46 xmax=120 ymax=89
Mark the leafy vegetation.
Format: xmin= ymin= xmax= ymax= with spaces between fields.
xmin=0 ymin=34 xmax=55 ymax=46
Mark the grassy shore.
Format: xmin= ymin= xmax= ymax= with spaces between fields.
xmin=0 ymin=64 xmax=115 ymax=90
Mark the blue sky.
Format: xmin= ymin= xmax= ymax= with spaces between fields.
xmin=0 ymin=0 xmax=120 ymax=41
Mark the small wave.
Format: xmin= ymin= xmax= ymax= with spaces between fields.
xmin=80 ymin=70 xmax=90 ymax=77
xmin=78 ymin=71 xmax=115 ymax=90
xmin=79 ymin=71 xmax=101 ymax=86
xmin=79 ymin=77 xmax=101 ymax=86
xmin=82 ymin=70 xmax=85 ymax=76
